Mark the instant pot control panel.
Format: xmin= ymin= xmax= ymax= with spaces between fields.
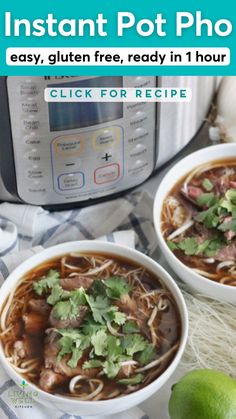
xmin=5 ymin=76 xmax=156 ymax=205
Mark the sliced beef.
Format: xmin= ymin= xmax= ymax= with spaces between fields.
xmin=215 ymin=244 xmax=236 ymax=261
xmin=194 ymin=222 xmax=214 ymax=242
xmin=49 ymin=305 xmax=88 ymax=329
xmin=14 ymin=335 xmax=42 ymax=359
xmin=39 ymin=368 xmax=66 ymax=392
xmin=181 ymin=185 xmax=203 ymax=206
xmin=230 ymin=180 xmax=236 ymax=189
xmin=28 ymin=299 xmax=51 ymax=316
xmin=22 ymin=312 xmax=48 ymax=336
xmin=60 ymin=275 xmax=94 ymax=290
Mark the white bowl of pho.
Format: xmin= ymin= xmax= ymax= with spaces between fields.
xmin=154 ymin=143 xmax=236 ymax=303
xmin=0 ymin=241 xmax=188 ymax=417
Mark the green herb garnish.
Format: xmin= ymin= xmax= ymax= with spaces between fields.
xmin=33 ymin=270 xmax=60 ymax=295
xmin=202 ymin=178 xmax=214 ymax=191
xmin=118 ymin=374 xmax=144 ymax=385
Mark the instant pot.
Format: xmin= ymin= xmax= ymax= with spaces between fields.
xmin=0 ymin=76 xmax=217 ymax=209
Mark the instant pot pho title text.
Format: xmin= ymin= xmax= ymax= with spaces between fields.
xmin=4 ymin=11 xmax=233 ymax=38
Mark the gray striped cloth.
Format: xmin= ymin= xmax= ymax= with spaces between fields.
xmin=0 ymin=191 xmax=156 ymax=419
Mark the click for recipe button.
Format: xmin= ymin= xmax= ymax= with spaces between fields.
xmin=94 ymin=163 xmax=120 ymax=184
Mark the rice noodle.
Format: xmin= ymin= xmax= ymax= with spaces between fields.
xmin=76 ymin=260 xmax=113 ymax=277
xmin=167 ymin=219 xmax=194 ymax=241
xmin=147 ymin=306 xmax=158 ymax=327
xmin=180 ymin=287 xmax=236 ymax=377
xmin=192 ymin=269 xmax=220 ymax=279
xmin=157 ymin=298 xmax=168 ymax=311
xmin=136 ymin=343 xmax=179 ymax=372
xmin=121 ymin=360 xmax=138 ymax=367
xmin=69 ymin=376 xmax=104 ymax=400
xmin=8 ymin=361 xmax=39 ymax=374
xmin=216 ymin=261 xmax=235 ymax=271
xmin=69 ymin=375 xmax=84 ymax=393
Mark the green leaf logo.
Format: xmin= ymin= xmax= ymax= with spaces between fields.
xmin=20 ymin=380 xmax=28 ymax=389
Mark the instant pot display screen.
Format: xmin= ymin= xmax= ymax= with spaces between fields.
xmin=48 ymin=77 xmax=123 ymax=131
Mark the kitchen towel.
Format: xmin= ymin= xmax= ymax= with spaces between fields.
xmin=0 ymin=191 xmax=156 ymax=419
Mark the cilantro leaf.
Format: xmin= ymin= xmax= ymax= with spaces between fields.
xmin=103 ymin=360 xmax=121 ymax=379
xmin=57 ymin=329 xmax=90 ymax=368
xmin=226 ymin=189 xmax=236 ymax=204
xmin=90 ymin=279 xmax=106 ymax=297
xmin=103 ymin=277 xmax=132 ymax=299
xmin=47 ymin=285 xmax=70 ymax=305
xmin=194 ymin=204 xmax=219 ymax=229
xmin=57 ymin=336 xmax=74 ymax=360
xmin=220 ymin=199 xmax=236 ymax=214
xmin=121 ymin=334 xmax=147 ymax=357
xmin=202 ymin=178 xmax=214 ymax=191
xmin=67 ymin=347 xmax=83 ymax=369
xmin=33 ymin=270 xmax=60 ymax=295
xmin=70 ymin=287 xmax=87 ymax=305
xmin=204 ymin=239 xmax=222 ymax=257
xmin=122 ymin=320 xmax=139 ymax=334
xmin=167 ymin=241 xmax=179 ymax=251
xmin=85 ymin=295 xmax=110 ymax=324
xmin=83 ymin=360 xmax=103 ymax=369
xmin=113 ymin=311 xmax=126 ymax=326
xmin=197 ymin=240 xmax=210 ymax=254
xmin=178 ymin=238 xmax=199 ymax=256
xmin=118 ymin=373 xmax=144 ymax=385
xmin=197 ymin=193 xmax=218 ymax=208
xmin=136 ymin=344 xmax=156 ymax=366
xmin=82 ymin=317 xmax=106 ymax=337
xmin=106 ymin=336 xmax=123 ymax=360
xmin=91 ymin=330 xmax=108 ymax=356
xmin=57 ymin=328 xmax=83 ymax=341
xmin=53 ymin=299 xmax=79 ymax=320
xmin=218 ymin=219 xmax=236 ymax=232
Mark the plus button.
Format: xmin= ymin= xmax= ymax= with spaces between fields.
xmin=101 ymin=153 xmax=112 ymax=162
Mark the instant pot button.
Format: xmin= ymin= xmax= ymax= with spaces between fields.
xmin=130 ymin=143 xmax=147 ymax=158
xmin=94 ymin=163 xmax=120 ymax=184
xmin=127 ymin=102 xmax=146 ymax=112
xmin=53 ymin=135 xmax=84 ymax=156
xmin=21 ymin=99 xmax=40 ymax=114
xmin=132 ymin=159 xmax=148 ymax=168
xmin=24 ymin=133 xmax=40 ymax=146
xmin=96 ymin=150 xmax=115 ymax=162
xmin=26 ymin=166 xmax=44 ymax=180
xmin=19 ymin=79 xmax=40 ymax=97
xmin=28 ymin=187 xmax=46 ymax=194
xmin=58 ymin=172 xmax=85 ymax=191
xmin=130 ymin=111 xmax=148 ymax=128
xmin=128 ymin=128 xmax=149 ymax=144
xmin=93 ymin=127 xmax=120 ymax=149
xmin=132 ymin=76 xmax=151 ymax=88
xmin=22 ymin=115 xmax=40 ymax=131
xmin=24 ymin=149 xmax=41 ymax=162
xmin=129 ymin=159 xmax=149 ymax=174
